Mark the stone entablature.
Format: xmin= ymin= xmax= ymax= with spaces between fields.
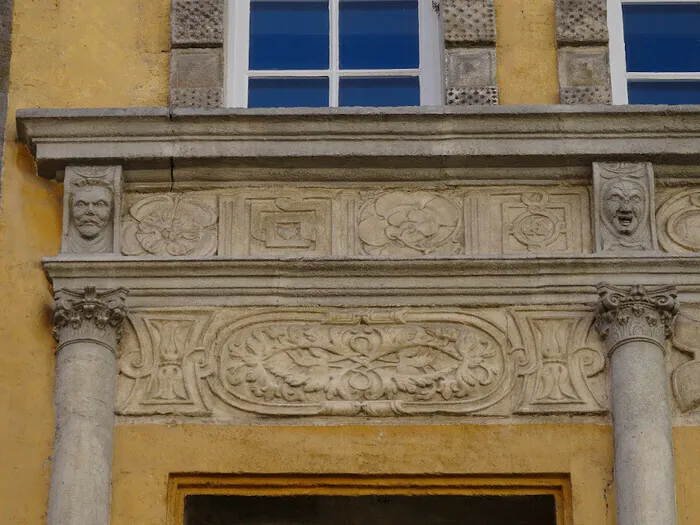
xmin=17 ymin=106 xmax=700 ymax=425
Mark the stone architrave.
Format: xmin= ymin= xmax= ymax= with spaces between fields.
xmin=62 ymin=165 xmax=122 ymax=254
xmin=48 ymin=286 xmax=128 ymax=525
xmin=596 ymin=284 xmax=679 ymax=525
xmin=593 ymin=162 xmax=658 ymax=252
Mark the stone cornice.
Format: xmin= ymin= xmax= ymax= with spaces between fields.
xmin=53 ymin=286 xmax=129 ymax=353
xmin=42 ymin=255 xmax=700 ymax=307
xmin=16 ymin=105 xmax=700 ymax=179
xmin=596 ymin=284 xmax=679 ymax=354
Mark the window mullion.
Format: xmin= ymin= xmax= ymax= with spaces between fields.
xmin=330 ymin=0 xmax=340 ymax=107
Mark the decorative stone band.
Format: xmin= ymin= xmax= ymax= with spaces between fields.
xmin=595 ymin=284 xmax=679 ymax=355
xmin=53 ymin=286 xmax=129 ymax=353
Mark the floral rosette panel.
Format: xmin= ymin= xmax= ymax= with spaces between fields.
xmin=358 ymin=192 xmax=463 ymax=256
xmin=205 ymin=310 xmax=533 ymax=416
xmin=122 ymin=194 xmax=218 ymax=256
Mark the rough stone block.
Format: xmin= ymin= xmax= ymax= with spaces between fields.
xmin=446 ymin=86 xmax=498 ymax=106
xmin=556 ymin=0 xmax=608 ymax=44
xmin=445 ymin=48 xmax=496 ymax=88
xmin=170 ymin=48 xmax=223 ymax=107
xmin=442 ymin=0 xmax=496 ymax=44
xmin=171 ymin=0 xmax=224 ymax=47
xmin=558 ymin=47 xmax=611 ymax=104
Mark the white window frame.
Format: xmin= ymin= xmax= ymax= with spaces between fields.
xmin=608 ymin=0 xmax=700 ymax=104
xmin=224 ymin=0 xmax=443 ymax=108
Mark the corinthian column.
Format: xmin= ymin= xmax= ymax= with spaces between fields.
xmin=596 ymin=284 xmax=679 ymax=525
xmin=48 ymin=286 xmax=128 ymax=525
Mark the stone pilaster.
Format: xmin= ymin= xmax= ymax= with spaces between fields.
xmin=596 ymin=284 xmax=679 ymax=525
xmin=48 ymin=286 xmax=128 ymax=525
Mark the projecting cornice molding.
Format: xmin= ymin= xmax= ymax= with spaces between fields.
xmin=16 ymin=105 xmax=700 ymax=179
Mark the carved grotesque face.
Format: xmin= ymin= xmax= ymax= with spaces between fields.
xmin=71 ymin=186 xmax=112 ymax=239
xmin=603 ymin=181 xmax=645 ymax=235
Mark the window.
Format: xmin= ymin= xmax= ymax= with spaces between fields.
xmin=225 ymin=0 xmax=442 ymax=108
xmin=609 ymin=0 xmax=700 ymax=104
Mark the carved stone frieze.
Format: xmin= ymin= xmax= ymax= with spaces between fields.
xmin=593 ymin=162 xmax=657 ymax=252
xmin=657 ymin=189 xmax=700 ymax=253
xmin=53 ymin=286 xmax=129 ymax=352
xmin=358 ymin=191 xmax=463 ymax=256
xmin=117 ymin=311 xmax=212 ymax=415
xmin=596 ymin=284 xmax=679 ymax=354
xmin=122 ymin=194 xmax=218 ymax=256
xmin=467 ymin=187 xmax=591 ymax=254
xmin=62 ymin=165 xmax=121 ymax=254
xmin=512 ymin=309 xmax=606 ymax=413
xmin=116 ymin=306 xmax=612 ymax=419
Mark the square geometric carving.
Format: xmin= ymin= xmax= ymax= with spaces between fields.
xmin=466 ymin=187 xmax=591 ymax=254
xmin=445 ymin=48 xmax=496 ymax=88
xmin=219 ymin=191 xmax=351 ymax=256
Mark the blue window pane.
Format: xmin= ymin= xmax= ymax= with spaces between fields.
xmin=623 ymin=4 xmax=700 ymax=73
xmin=249 ymin=78 xmax=329 ymax=107
xmin=628 ymin=81 xmax=700 ymax=105
xmin=250 ymin=1 xmax=329 ymax=70
xmin=339 ymin=1 xmax=419 ymax=69
xmin=339 ymin=77 xmax=420 ymax=107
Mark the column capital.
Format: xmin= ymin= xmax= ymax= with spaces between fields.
xmin=53 ymin=286 xmax=129 ymax=353
xmin=595 ymin=283 xmax=679 ymax=354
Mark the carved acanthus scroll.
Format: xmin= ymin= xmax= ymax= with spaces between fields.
xmin=53 ymin=286 xmax=129 ymax=351
xmin=596 ymin=284 xmax=678 ymax=354
xmin=117 ymin=307 xmax=610 ymax=419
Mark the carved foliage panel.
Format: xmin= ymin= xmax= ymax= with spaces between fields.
xmin=122 ymin=194 xmax=218 ymax=256
xmin=117 ymin=307 xmax=608 ymax=419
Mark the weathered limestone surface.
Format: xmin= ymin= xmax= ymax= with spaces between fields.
xmin=49 ymin=287 xmax=128 ymax=525
xmin=596 ymin=284 xmax=679 ymax=525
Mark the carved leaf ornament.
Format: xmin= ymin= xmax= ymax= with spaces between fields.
xmin=122 ymin=195 xmax=217 ymax=256
xmin=204 ymin=311 xmax=531 ymax=416
xmin=358 ymin=192 xmax=462 ymax=256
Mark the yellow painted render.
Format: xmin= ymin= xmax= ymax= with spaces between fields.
xmin=0 ymin=1 xmax=169 ymax=524
xmin=494 ymin=0 xmax=560 ymax=104
xmin=0 ymin=2 xmax=698 ymax=525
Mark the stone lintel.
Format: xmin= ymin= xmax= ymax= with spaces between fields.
xmin=15 ymin=106 xmax=700 ymax=179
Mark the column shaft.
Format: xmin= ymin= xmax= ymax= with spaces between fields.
xmin=596 ymin=284 xmax=679 ymax=525
xmin=611 ymin=341 xmax=677 ymax=525
xmin=48 ymin=286 xmax=128 ymax=525
xmin=48 ymin=341 xmax=117 ymax=525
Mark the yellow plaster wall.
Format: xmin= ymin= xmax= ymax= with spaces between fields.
xmin=494 ymin=0 xmax=560 ymax=104
xmin=0 ymin=2 xmax=698 ymax=525
xmin=0 ymin=1 xmax=169 ymax=523
xmin=112 ymin=424 xmax=615 ymax=525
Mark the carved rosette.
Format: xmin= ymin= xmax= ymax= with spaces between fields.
xmin=595 ymin=284 xmax=678 ymax=354
xmin=53 ymin=286 xmax=129 ymax=353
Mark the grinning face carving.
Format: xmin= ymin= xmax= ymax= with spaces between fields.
xmin=602 ymin=180 xmax=646 ymax=236
xmin=71 ymin=185 xmax=113 ymax=239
